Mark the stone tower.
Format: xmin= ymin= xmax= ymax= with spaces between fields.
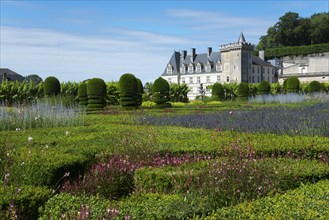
xmin=220 ymin=33 xmax=254 ymax=83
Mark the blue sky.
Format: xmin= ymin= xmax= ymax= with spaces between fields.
xmin=1 ymin=0 xmax=328 ymax=83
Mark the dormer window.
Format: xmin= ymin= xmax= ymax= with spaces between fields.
xmin=205 ymin=61 xmax=213 ymax=73
xmin=216 ymin=62 xmax=222 ymax=72
xmin=188 ymin=63 xmax=194 ymax=73
xmin=180 ymin=64 xmax=186 ymax=74
xmin=196 ymin=63 xmax=202 ymax=73
xmin=167 ymin=64 xmax=173 ymax=74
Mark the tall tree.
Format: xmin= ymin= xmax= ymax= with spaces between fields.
xmin=310 ymin=13 xmax=329 ymax=44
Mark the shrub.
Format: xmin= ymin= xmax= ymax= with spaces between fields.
xmin=202 ymin=180 xmax=329 ymax=219
xmin=119 ymin=73 xmax=138 ymax=107
xmin=116 ymin=193 xmax=212 ymax=219
xmin=38 ymin=193 xmax=115 ymax=220
xmin=308 ymin=80 xmax=321 ymax=93
xmin=152 ymin=77 xmax=170 ymax=106
xmin=87 ymin=78 xmax=107 ymax=111
xmin=237 ymin=82 xmax=249 ymax=100
xmin=0 ymin=185 xmax=51 ymax=220
xmin=77 ymin=82 xmax=88 ymax=106
xmin=286 ymin=76 xmax=300 ymax=93
xmin=207 ymin=101 xmax=222 ymax=105
xmin=44 ymin=76 xmax=60 ymax=96
xmin=136 ymin=78 xmax=143 ymax=107
xmin=170 ymin=102 xmax=186 ymax=107
xmin=258 ymin=80 xmax=270 ymax=95
xmin=211 ymin=83 xmax=225 ymax=100
xmin=142 ymin=101 xmax=156 ymax=107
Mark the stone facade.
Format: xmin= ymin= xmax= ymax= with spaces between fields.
xmin=161 ymin=33 xmax=276 ymax=100
xmin=278 ymin=52 xmax=329 ymax=84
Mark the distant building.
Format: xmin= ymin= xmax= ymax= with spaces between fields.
xmin=0 ymin=68 xmax=25 ymax=83
xmin=161 ymin=33 xmax=276 ymax=100
xmin=278 ymin=52 xmax=329 ymax=83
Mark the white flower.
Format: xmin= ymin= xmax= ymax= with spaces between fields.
xmin=28 ymin=137 xmax=33 ymax=143
xmin=45 ymin=145 xmax=49 ymax=149
xmin=35 ymin=116 xmax=38 ymax=120
xmin=65 ymin=131 xmax=69 ymax=136
xmin=16 ymin=128 xmax=20 ymax=132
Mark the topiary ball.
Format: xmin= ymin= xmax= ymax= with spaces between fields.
xmin=44 ymin=76 xmax=60 ymax=96
xmin=258 ymin=80 xmax=270 ymax=95
xmin=211 ymin=82 xmax=225 ymax=100
xmin=286 ymin=76 xmax=300 ymax=93
xmin=152 ymin=77 xmax=170 ymax=105
xmin=87 ymin=78 xmax=107 ymax=110
xmin=119 ymin=73 xmax=138 ymax=107
xmin=308 ymin=80 xmax=321 ymax=93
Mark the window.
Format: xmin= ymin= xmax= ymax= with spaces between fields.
xmin=227 ymin=76 xmax=230 ymax=83
xmin=253 ymin=66 xmax=255 ymax=73
xmin=182 ymin=77 xmax=185 ymax=84
xmin=196 ymin=63 xmax=202 ymax=73
xmin=216 ymin=63 xmax=221 ymax=72
xmin=167 ymin=65 xmax=172 ymax=74
xmin=188 ymin=64 xmax=194 ymax=73
xmin=249 ymin=63 xmax=251 ymax=70
xmin=207 ymin=76 xmax=210 ymax=83
xmin=189 ymin=77 xmax=193 ymax=84
xmin=252 ymin=76 xmax=254 ymax=83
xmin=205 ymin=64 xmax=212 ymax=72
xmin=197 ymin=77 xmax=201 ymax=83
xmin=180 ymin=64 xmax=186 ymax=74
xmin=257 ymin=76 xmax=260 ymax=82
xmin=237 ymin=53 xmax=239 ymax=57
xmin=258 ymin=67 xmax=260 ymax=73
xmin=217 ymin=75 xmax=221 ymax=82
xmin=168 ymin=78 xmax=172 ymax=83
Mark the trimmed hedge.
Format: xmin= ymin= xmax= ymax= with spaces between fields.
xmin=211 ymin=83 xmax=225 ymax=100
xmin=200 ymin=179 xmax=329 ymax=219
xmin=237 ymin=82 xmax=249 ymax=100
xmin=38 ymin=193 xmax=112 ymax=220
xmin=119 ymin=73 xmax=138 ymax=107
xmin=308 ymin=80 xmax=321 ymax=93
xmin=258 ymin=80 xmax=270 ymax=95
xmin=0 ymin=185 xmax=51 ymax=220
xmin=264 ymin=43 xmax=329 ymax=59
xmin=152 ymin=77 xmax=170 ymax=106
xmin=77 ymin=82 xmax=88 ymax=106
xmin=136 ymin=78 xmax=143 ymax=107
xmin=87 ymin=78 xmax=107 ymax=111
xmin=44 ymin=76 xmax=60 ymax=96
xmin=286 ymin=76 xmax=300 ymax=93
xmin=134 ymin=158 xmax=329 ymax=194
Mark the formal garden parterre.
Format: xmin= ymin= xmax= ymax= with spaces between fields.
xmin=1 ymin=75 xmax=329 ymax=219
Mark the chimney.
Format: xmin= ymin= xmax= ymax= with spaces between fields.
xmin=181 ymin=50 xmax=187 ymax=62
xmin=259 ymin=50 xmax=265 ymax=60
xmin=207 ymin=47 xmax=212 ymax=57
xmin=190 ymin=48 xmax=196 ymax=62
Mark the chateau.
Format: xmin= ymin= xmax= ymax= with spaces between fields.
xmin=161 ymin=33 xmax=276 ymax=100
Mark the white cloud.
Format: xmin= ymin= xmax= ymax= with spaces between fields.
xmin=0 ymin=26 xmax=196 ymax=83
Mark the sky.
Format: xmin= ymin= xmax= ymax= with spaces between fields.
xmin=1 ymin=0 xmax=328 ymax=83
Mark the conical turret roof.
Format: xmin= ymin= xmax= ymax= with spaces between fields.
xmin=238 ymin=32 xmax=246 ymax=43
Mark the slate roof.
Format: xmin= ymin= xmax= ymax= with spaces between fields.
xmin=0 ymin=68 xmax=25 ymax=83
xmin=163 ymin=51 xmax=221 ymax=75
xmin=252 ymin=56 xmax=273 ymax=67
xmin=163 ymin=52 xmax=274 ymax=76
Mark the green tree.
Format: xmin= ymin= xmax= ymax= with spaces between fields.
xmin=24 ymin=74 xmax=43 ymax=84
xmin=106 ymin=81 xmax=120 ymax=105
xmin=152 ymin=77 xmax=171 ymax=107
xmin=310 ymin=13 xmax=329 ymax=44
xmin=211 ymin=82 xmax=225 ymax=101
xmin=170 ymin=83 xmax=190 ymax=102
xmin=119 ymin=73 xmax=138 ymax=107
xmin=44 ymin=76 xmax=60 ymax=96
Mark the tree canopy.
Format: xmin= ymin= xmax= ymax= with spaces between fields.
xmin=256 ymin=12 xmax=329 ymax=50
